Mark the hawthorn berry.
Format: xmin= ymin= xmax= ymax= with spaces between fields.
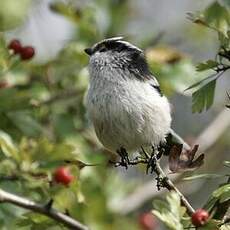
xmin=8 ymin=39 xmax=22 ymax=54
xmin=139 ymin=212 xmax=157 ymax=230
xmin=191 ymin=209 xmax=209 ymax=227
xmin=20 ymin=46 xmax=35 ymax=60
xmin=53 ymin=167 xmax=74 ymax=186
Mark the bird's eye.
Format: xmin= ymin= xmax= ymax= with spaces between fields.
xmin=99 ymin=47 xmax=107 ymax=52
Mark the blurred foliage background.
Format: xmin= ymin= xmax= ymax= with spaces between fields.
xmin=0 ymin=0 xmax=229 ymax=229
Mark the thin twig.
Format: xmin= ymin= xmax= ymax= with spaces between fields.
xmin=114 ymin=108 xmax=230 ymax=214
xmin=153 ymin=157 xmax=195 ymax=215
xmin=110 ymin=151 xmax=195 ymax=216
xmin=0 ymin=189 xmax=88 ymax=230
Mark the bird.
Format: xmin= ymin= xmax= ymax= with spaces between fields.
xmin=84 ymin=37 xmax=172 ymax=165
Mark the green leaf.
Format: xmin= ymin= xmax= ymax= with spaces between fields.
xmin=16 ymin=212 xmax=57 ymax=229
xmin=184 ymin=174 xmax=224 ymax=181
xmin=16 ymin=218 xmax=32 ymax=227
xmin=220 ymin=224 xmax=230 ymax=230
xmin=203 ymin=196 xmax=219 ymax=211
xmin=197 ymin=219 xmax=220 ymax=230
xmin=184 ymin=73 xmax=217 ymax=91
xmin=153 ymin=199 xmax=169 ymax=211
xmin=192 ymin=79 xmax=216 ymax=113
xmin=7 ymin=111 xmax=44 ymax=137
xmin=189 ymin=2 xmax=230 ymax=48
xmin=152 ymin=192 xmax=186 ymax=230
xmin=196 ymin=60 xmax=219 ymax=71
xmin=0 ymin=130 xmax=18 ymax=159
xmin=209 ymin=184 xmax=230 ymax=204
xmin=219 ymin=190 xmax=230 ymax=203
xmin=0 ymin=88 xmax=31 ymax=112
xmin=213 ymin=184 xmax=230 ymax=198
xmin=203 ymin=183 xmax=230 ymax=212
xmin=49 ymin=2 xmax=81 ymax=23
xmin=203 ymin=1 xmax=230 ymax=37
xmin=0 ymin=0 xmax=31 ymax=30
xmin=219 ymin=31 xmax=230 ymax=49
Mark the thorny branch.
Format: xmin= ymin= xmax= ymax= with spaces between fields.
xmin=110 ymin=146 xmax=195 ymax=216
xmin=0 ymin=189 xmax=89 ymax=230
xmin=114 ymin=108 xmax=230 ymax=214
xmin=151 ymin=156 xmax=195 ymax=216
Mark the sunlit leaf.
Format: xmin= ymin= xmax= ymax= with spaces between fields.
xmin=220 ymin=224 xmax=230 ymax=230
xmin=196 ymin=60 xmax=219 ymax=71
xmin=203 ymin=1 xmax=230 ymax=37
xmin=152 ymin=192 xmax=186 ymax=230
xmin=184 ymin=73 xmax=216 ymax=91
xmin=213 ymin=184 xmax=230 ymax=203
xmin=0 ymin=130 xmax=18 ymax=159
xmin=49 ymin=2 xmax=81 ymax=23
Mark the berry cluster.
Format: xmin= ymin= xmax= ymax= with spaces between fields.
xmin=8 ymin=39 xmax=35 ymax=61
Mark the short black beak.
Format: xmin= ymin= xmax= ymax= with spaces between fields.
xmin=84 ymin=47 xmax=93 ymax=56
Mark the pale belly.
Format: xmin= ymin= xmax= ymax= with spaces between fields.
xmin=86 ymin=82 xmax=171 ymax=153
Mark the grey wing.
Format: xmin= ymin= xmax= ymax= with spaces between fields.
xmin=128 ymin=51 xmax=163 ymax=96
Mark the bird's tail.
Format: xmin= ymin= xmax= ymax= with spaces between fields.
xmin=169 ymin=128 xmax=191 ymax=151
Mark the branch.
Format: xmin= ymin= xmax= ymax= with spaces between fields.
xmin=111 ymin=152 xmax=195 ymax=216
xmin=153 ymin=157 xmax=195 ymax=216
xmin=194 ymin=108 xmax=230 ymax=152
xmin=0 ymin=189 xmax=89 ymax=230
xmin=114 ymin=108 xmax=230 ymax=214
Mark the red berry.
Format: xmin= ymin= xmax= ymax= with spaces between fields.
xmin=20 ymin=46 xmax=35 ymax=60
xmin=139 ymin=212 xmax=157 ymax=230
xmin=8 ymin=39 xmax=22 ymax=54
xmin=192 ymin=209 xmax=209 ymax=227
xmin=53 ymin=167 xmax=74 ymax=186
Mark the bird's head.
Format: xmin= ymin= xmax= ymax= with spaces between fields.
xmin=85 ymin=37 xmax=145 ymax=67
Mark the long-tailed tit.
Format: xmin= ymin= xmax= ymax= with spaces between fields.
xmin=85 ymin=37 xmax=172 ymax=160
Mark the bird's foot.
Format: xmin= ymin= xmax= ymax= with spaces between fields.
xmin=116 ymin=147 xmax=130 ymax=169
xmin=146 ymin=155 xmax=156 ymax=174
xmin=146 ymin=146 xmax=158 ymax=174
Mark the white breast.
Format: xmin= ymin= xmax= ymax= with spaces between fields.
xmin=86 ymin=72 xmax=171 ymax=153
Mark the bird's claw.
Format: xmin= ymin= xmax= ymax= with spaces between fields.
xmin=116 ymin=147 xmax=130 ymax=169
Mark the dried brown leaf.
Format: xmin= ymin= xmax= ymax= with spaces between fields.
xmin=169 ymin=144 xmax=204 ymax=173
